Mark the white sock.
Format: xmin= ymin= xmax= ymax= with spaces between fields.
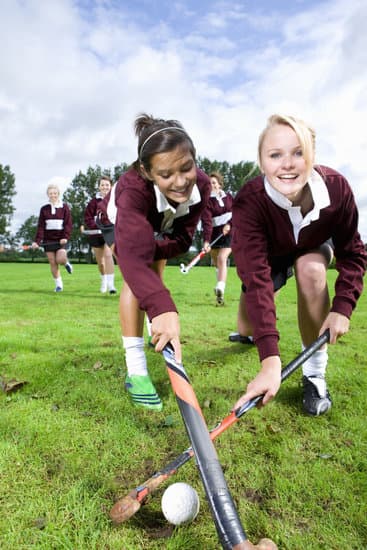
xmin=54 ymin=277 xmax=63 ymax=288
xmin=122 ymin=336 xmax=148 ymax=376
xmin=106 ymin=273 xmax=115 ymax=290
xmin=302 ymin=346 xmax=328 ymax=378
xmin=145 ymin=316 xmax=152 ymax=337
xmin=216 ymin=280 xmax=225 ymax=292
xmin=100 ymin=274 xmax=107 ymax=291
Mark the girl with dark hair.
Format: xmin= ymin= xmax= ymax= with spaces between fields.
xmin=100 ymin=113 xmax=211 ymax=410
xmin=202 ymin=171 xmax=233 ymax=306
xmin=83 ymin=176 xmax=117 ymax=294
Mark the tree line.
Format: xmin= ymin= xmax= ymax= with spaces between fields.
xmin=0 ymin=159 xmax=259 ymax=260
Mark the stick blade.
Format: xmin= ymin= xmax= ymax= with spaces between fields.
xmin=109 ymin=492 xmax=142 ymax=524
xmin=255 ymin=538 xmax=278 ymax=549
xmin=233 ymin=539 xmax=278 ymax=550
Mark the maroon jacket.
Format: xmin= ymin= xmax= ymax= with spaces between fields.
xmin=232 ymin=165 xmax=367 ymax=361
xmin=84 ymin=196 xmax=102 ymax=229
xmin=35 ymin=203 xmax=72 ymax=245
xmin=101 ymin=167 xmax=211 ymax=320
xmin=202 ymin=192 xmax=233 ymax=242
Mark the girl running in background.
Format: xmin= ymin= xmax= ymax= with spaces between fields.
xmin=32 ymin=184 xmax=73 ymax=292
xmin=84 ymin=176 xmax=117 ymax=294
xmin=202 ymin=171 xmax=233 ymax=306
xmin=99 ymin=113 xmax=211 ymax=411
xmin=231 ymin=114 xmax=366 ymax=416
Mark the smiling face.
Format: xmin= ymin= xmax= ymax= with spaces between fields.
xmin=142 ymin=145 xmax=197 ymax=205
xmin=47 ymin=186 xmax=60 ymax=204
xmin=210 ymin=176 xmax=221 ymax=194
xmin=260 ymin=123 xmax=311 ymax=203
xmin=99 ymin=178 xmax=112 ymax=197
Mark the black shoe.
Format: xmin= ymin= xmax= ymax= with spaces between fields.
xmin=228 ymin=332 xmax=254 ymax=345
xmin=302 ymin=376 xmax=332 ymax=416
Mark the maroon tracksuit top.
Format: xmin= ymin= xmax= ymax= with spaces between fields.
xmin=202 ymin=192 xmax=233 ymax=243
xmin=84 ymin=196 xmax=102 ymax=229
xmin=102 ymin=167 xmax=211 ymax=320
xmin=34 ymin=203 xmax=72 ymax=245
xmin=232 ymin=165 xmax=367 ymax=361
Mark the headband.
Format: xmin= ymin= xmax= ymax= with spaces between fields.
xmin=139 ymin=126 xmax=189 ymax=160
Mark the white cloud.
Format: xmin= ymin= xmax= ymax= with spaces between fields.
xmin=1 ymin=0 xmax=366 ymax=241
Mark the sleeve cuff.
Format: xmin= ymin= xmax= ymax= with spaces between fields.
xmin=255 ymin=334 xmax=280 ymax=362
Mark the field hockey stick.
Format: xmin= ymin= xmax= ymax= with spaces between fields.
xmin=19 ymin=243 xmax=53 ymax=251
xmin=25 ymin=242 xmax=62 ymax=250
xmin=113 ymin=346 xmax=251 ymax=548
xmin=180 ymin=233 xmax=223 ymax=274
xmin=109 ymin=330 xmax=329 ymax=527
xmin=81 ymin=228 xmax=102 ymax=235
xmin=163 ymin=344 xmax=251 ymax=549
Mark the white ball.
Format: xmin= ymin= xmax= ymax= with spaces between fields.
xmin=161 ymin=482 xmax=200 ymax=525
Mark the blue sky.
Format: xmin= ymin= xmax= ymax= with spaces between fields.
xmin=1 ymin=0 xmax=367 ymax=240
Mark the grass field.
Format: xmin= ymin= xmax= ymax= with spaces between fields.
xmin=0 ymin=262 xmax=366 ymax=549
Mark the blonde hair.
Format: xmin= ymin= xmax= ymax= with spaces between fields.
xmin=46 ymin=184 xmax=60 ymax=196
xmin=258 ymin=114 xmax=316 ymax=177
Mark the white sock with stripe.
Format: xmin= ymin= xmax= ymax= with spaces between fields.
xmin=302 ymin=346 xmax=328 ymax=396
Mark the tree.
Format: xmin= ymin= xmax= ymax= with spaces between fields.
xmin=62 ymin=163 xmax=129 ymax=258
xmin=196 ymin=157 xmax=260 ymax=194
xmin=63 ymin=163 xmax=129 ymax=233
xmin=192 ymin=157 xmax=260 ymax=254
xmin=0 ymin=164 xmax=16 ymax=241
xmin=15 ymin=215 xmax=38 ymax=244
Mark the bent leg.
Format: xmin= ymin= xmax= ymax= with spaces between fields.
xmin=216 ymin=247 xmax=231 ymax=285
xmin=295 ymin=252 xmax=330 ymax=347
xmin=295 ymin=251 xmax=332 ymax=415
xmin=93 ymin=246 xmax=106 ymax=275
xmin=103 ymin=245 xmax=116 ymax=292
xmin=237 ymin=291 xmax=253 ymax=337
xmin=46 ymin=251 xmax=59 ymax=279
xmin=120 ymin=264 xmax=164 ymax=410
xmin=55 ymin=248 xmax=67 ymax=266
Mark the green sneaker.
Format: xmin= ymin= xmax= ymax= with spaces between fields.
xmin=125 ymin=374 xmax=163 ymax=411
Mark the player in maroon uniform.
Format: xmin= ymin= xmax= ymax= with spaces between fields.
xmin=83 ymin=176 xmax=116 ymax=294
xmin=231 ymin=114 xmax=366 ymax=416
xmin=202 ymin=171 xmax=233 ymax=306
xmin=32 ymin=184 xmax=73 ymax=292
xmin=100 ymin=113 xmax=211 ymax=410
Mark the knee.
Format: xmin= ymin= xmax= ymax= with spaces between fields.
xmin=104 ymin=246 xmax=113 ymax=259
xmin=295 ymin=257 xmax=327 ymax=292
xmin=56 ymin=251 xmax=66 ymax=264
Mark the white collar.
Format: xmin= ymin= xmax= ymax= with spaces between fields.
xmin=264 ymin=169 xmax=330 ymax=243
xmin=154 ymin=183 xmax=201 ymax=216
xmin=264 ymin=169 xmax=330 ymax=212
xmin=210 ymin=189 xmax=226 ymax=199
xmin=48 ymin=200 xmax=63 ymax=214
